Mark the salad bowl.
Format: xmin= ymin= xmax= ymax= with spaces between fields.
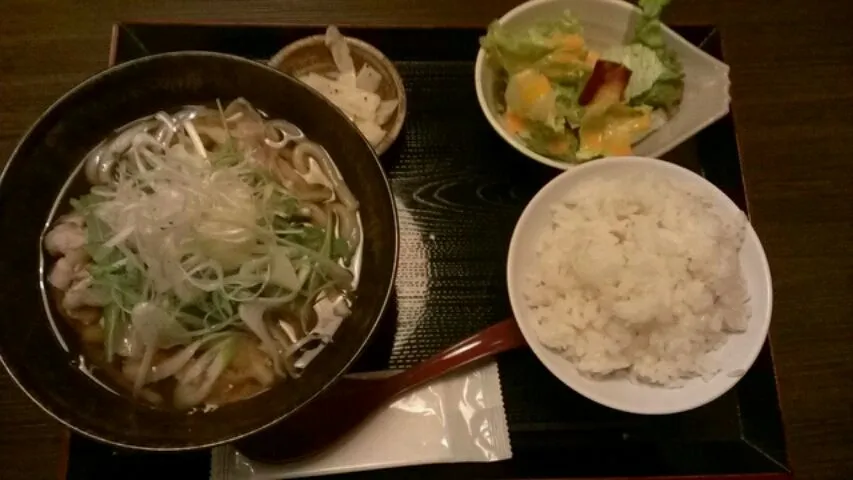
xmin=474 ymin=0 xmax=731 ymax=169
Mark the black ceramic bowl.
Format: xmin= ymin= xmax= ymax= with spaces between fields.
xmin=0 ymin=52 xmax=398 ymax=451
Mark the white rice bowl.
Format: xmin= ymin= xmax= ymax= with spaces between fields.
xmin=507 ymin=157 xmax=772 ymax=414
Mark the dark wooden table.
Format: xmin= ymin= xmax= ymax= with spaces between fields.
xmin=1 ymin=1 xmax=851 ymax=479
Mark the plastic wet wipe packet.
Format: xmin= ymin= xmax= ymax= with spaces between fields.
xmin=210 ymin=361 xmax=511 ymax=479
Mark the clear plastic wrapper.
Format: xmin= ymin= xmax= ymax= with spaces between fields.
xmin=210 ymin=360 xmax=511 ymax=479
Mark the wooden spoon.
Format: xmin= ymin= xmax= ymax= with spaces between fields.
xmin=235 ymin=318 xmax=526 ymax=463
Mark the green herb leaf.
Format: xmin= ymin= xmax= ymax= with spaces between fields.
xmin=629 ymin=0 xmax=684 ymax=113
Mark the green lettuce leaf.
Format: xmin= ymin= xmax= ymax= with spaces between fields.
xmin=554 ymin=83 xmax=585 ymax=129
xmin=480 ymin=10 xmax=583 ymax=74
xmin=533 ymin=50 xmax=592 ymax=84
xmin=629 ymin=0 xmax=684 ymax=113
xmin=632 ymin=73 xmax=683 ymax=112
xmin=520 ymin=121 xmax=579 ymax=162
xmin=601 ymin=43 xmax=666 ymax=100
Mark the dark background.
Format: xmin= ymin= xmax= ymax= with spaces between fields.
xmin=1 ymin=1 xmax=851 ymax=480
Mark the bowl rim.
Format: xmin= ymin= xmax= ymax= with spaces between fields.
xmin=0 ymin=50 xmax=400 ymax=451
xmin=474 ymin=0 xmax=732 ymax=171
xmin=269 ymin=33 xmax=408 ymax=156
xmin=506 ymin=156 xmax=773 ymax=415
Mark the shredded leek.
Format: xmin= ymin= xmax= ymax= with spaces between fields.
xmin=60 ymin=98 xmax=361 ymax=408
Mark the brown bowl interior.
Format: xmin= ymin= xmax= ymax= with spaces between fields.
xmin=0 ymin=51 xmax=398 ymax=451
xmin=270 ymin=35 xmax=407 ymax=155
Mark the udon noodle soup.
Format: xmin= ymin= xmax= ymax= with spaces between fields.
xmin=43 ymin=98 xmax=362 ymax=410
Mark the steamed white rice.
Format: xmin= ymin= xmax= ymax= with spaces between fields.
xmin=523 ymin=173 xmax=750 ymax=387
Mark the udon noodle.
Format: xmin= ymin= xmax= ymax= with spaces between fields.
xmin=43 ymin=98 xmax=361 ymax=410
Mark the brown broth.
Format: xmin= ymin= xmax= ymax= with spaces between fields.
xmin=51 ymin=284 xmax=269 ymax=410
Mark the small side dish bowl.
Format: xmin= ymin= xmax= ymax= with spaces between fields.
xmin=474 ymin=0 xmax=731 ymax=170
xmin=507 ymin=157 xmax=772 ymax=414
xmin=270 ymin=33 xmax=407 ymax=155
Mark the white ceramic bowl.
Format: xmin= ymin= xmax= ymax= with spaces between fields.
xmin=475 ymin=0 xmax=731 ymax=170
xmin=506 ymin=157 xmax=772 ymax=414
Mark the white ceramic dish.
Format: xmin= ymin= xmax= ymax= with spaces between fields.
xmin=474 ymin=0 xmax=731 ymax=170
xmin=506 ymin=157 xmax=772 ymax=414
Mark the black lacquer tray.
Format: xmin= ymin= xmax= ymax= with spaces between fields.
xmin=62 ymin=22 xmax=790 ymax=480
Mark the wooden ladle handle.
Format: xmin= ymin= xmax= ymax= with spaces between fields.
xmin=383 ymin=318 xmax=526 ymax=398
